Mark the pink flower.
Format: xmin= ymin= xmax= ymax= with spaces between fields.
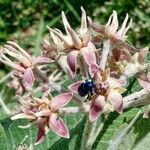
xmin=11 ymin=92 xmax=73 ymax=145
xmin=124 ymin=47 xmax=149 ymax=77
xmin=48 ymin=7 xmax=98 ymax=77
xmin=0 ymin=41 xmax=52 ymax=88
xmin=90 ymin=11 xmax=140 ymax=54
xmin=69 ymin=69 xmax=126 ymax=122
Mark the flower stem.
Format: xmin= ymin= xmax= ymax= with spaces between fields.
xmin=99 ymin=40 xmax=111 ymax=70
xmin=0 ymin=72 xmax=12 ymax=84
xmin=123 ymin=89 xmax=150 ymax=108
xmin=0 ymin=97 xmax=11 ymax=114
xmin=80 ymin=117 xmax=92 ymax=150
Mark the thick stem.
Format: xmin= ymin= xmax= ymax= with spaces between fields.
xmin=123 ymin=89 xmax=150 ymax=108
xmin=90 ymin=119 xmax=105 ymax=147
xmin=99 ymin=40 xmax=111 ymax=70
xmin=80 ymin=117 xmax=92 ymax=150
xmin=86 ymin=121 xmax=97 ymax=149
xmin=0 ymin=97 xmax=11 ymax=114
xmin=0 ymin=72 xmax=12 ymax=84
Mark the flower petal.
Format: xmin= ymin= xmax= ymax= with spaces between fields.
xmin=35 ymin=118 xmax=47 ymax=145
xmin=34 ymin=56 xmax=53 ymax=65
xmin=117 ymin=13 xmax=129 ymax=36
xmin=11 ymin=113 xmax=36 ymax=120
xmin=50 ymin=93 xmax=73 ymax=111
xmin=107 ymin=91 xmax=123 ymax=113
xmin=89 ymin=95 xmax=105 ymax=122
xmin=49 ymin=113 xmax=69 ymax=138
xmin=67 ymin=50 xmax=79 ymax=78
xmin=109 ymin=11 xmax=118 ymax=34
xmin=138 ymin=79 xmax=150 ymax=92
xmin=68 ymin=81 xmax=83 ymax=94
xmin=22 ymin=68 xmax=35 ymax=87
xmin=80 ymin=7 xmax=87 ymax=31
xmin=61 ymin=11 xmax=71 ymax=35
xmin=89 ymin=64 xmax=99 ymax=77
xmin=81 ymin=44 xmax=97 ymax=66
xmin=108 ymin=77 xmax=122 ymax=88
xmin=67 ymin=26 xmax=82 ymax=49
xmin=81 ymin=43 xmax=98 ymax=76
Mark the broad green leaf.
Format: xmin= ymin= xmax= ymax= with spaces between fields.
xmin=134 ymin=133 xmax=150 ymax=150
xmin=114 ymin=113 xmax=150 ymax=150
xmin=108 ymin=111 xmax=141 ymax=150
xmin=33 ymin=17 xmax=45 ymax=56
xmin=93 ymin=108 xmax=140 ymax=150
xmin=0 ymin=123 xmax=6 ymax=150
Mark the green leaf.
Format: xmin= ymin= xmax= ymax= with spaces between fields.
xmin=112 ymin=113 xmax=150 ymax=150
xmin=0 ymin=123 xmax=6 ymax=150
xmin=108 ymin=111 xmax=141 ymax=150
xmin=33 ymin=17 xmax=45 ymax=56
xmin=93 ymin=108 xmax=140 ymax=150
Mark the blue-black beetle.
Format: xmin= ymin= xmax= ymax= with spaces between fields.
xmin=78 ymin=79 xmax=95 ymax=97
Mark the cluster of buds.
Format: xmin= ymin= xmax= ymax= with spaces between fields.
xmin=0 ymin=7 xmax=149 ymax=145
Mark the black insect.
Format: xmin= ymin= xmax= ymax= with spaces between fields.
xmin=78 ymin=79 xmax=95 ymax=97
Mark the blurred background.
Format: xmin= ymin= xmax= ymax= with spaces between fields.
xmin=0 ymin=0 xmax=150 ymax=76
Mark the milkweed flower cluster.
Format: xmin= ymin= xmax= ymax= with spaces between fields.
xmin=11 ymin=93 xmax=73 ymax=145
xmin=0 ymin=7 xmax=149 ymax=145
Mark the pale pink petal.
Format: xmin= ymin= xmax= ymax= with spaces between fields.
xmin=34 ymin=56 xmax=53 ymax=65
xmin=138 ymin=79 xmax=150 ymax=92
xmin=81 ymin=45 xmax=98 ymax=77
xmin=61 ymin=11 xmax=71 ymax=35
xmin=0 ymin=58 xmax=25 ymax=73
xmin=107 ymin=91 xmax=123 ymax=113
xmin=22 ymin=68 xmax=35 ymax=87
xmin=50 ymin=93 xmax=73 ymax=111
xmin=89 ymin=95 xmax=105 ymax=122
xmin=67 ymin=26 xmax=82 ymax=49
xmin=11 ymin=113 xmax=36 ymax=120
xmin=81 ymin=46 xmax=97 ymax=66
xmin=117 ymin=14 xmax=129 ymax=36
xmin=67 ymin=50 xmax=79 ymax=78
xmin=68 ymin=81 xmax=83 ymax=94
xmin=49 ymin=113 xmax=69 ymax=138
xmin=108 ymin=77 xmax=122 ymax=88
xmin=89 ymin=63 xmax=99 ymax=77
xmin=35 ymin=118 xmax=47 ymax=145
xmin=109 ymin=11 xmax=118 ymax=34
